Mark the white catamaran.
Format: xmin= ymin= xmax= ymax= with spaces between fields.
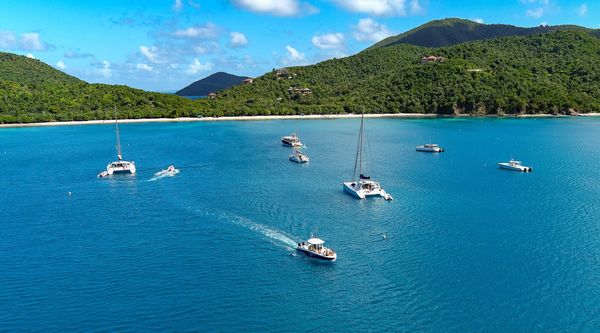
xmin=342 ymin=114 xmax=393 ymax=200
xmin=98 ymin=108 xmax=136 ymax=177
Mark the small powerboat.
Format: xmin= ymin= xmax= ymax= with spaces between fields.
xmin=498 ymin=159 xmax=532 ymax=172
xmin=154 ymin=165 xmax=180 ymax=177
xmin=296 ymin=238 xmax=337 ymax=261
xmin=289 ymin=150 xmax=309 ymax=163
xmin=97 ymin=170 xmax=109 ymax=178
xmin=281 ymin=133 xmax=303 ymax=147
xmin=416 ymin=144 xmax=444 ymax=152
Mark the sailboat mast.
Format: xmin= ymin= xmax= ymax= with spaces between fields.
xmin=114 ymin=106 xmax=122 ymax=160
xmin=352 ymin=114 xmax=364 ymax=180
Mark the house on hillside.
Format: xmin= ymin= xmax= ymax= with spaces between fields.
xmin=208 ymin=92 xmax=217 ymax=99
xmin=243 ymin=78 xmax=254 ymax=84
xmin=287 ymin=87 xmax=312 ymax=96
xmin=276 ymin=68 xmax=297 ymax=79
xmin=421 ymin=55 xmax=445 ymax=63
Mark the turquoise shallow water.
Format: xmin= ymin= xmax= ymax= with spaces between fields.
xmin=1 ymin=117 xmax=600 ymax=331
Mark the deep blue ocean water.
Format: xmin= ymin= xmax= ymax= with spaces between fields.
xmin=1 ymin=117 xmax=600 ymax=331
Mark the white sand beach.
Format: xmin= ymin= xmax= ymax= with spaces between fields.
xmin=1 ymin=112 xmax=597 ymax=128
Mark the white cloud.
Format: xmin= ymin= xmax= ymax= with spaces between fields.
xmin=140 ymin=46 xmax=161 ymax=63
xmin=173 ymin=0 xmax=183 ymax=11
xmin=0 ymin=31 xmax=16 ymax=48
xmin=352 ymin=18 xmax=393 ymax=43
xmin=136 ymin=63 xmax=154 ymax=71
xmin=25 ymin=53 xmax=35 ymax=59
xmin=526 ymin=7 xmax=544 ymax=18
xmin=230 ymin=32 xmax=248 ymax=47
xmin=187 ymin=58 xmax=213 ymax=74
xmin=474 ymin=18 xmax=484 ymax=24
xmin=578 ymin=3 xmax=588 ymax=16
xmin=520 ymin=0 xmax=549 ymax=5
xmin=232 ymin=0 xmax=317 ymax=16
xmin=19 ymin=33 xmax=46 ymax=51
xmin=56 ymin=60 xmax=66 ymax=70
xmin=173 ymin=23 xmax=220 ymax=39
xmin=312 ymin=32 xmax=345 ymax=50
xmin=332 ymin=0 xmax=415 ymax=16
xmin=410 ymin=0 xmax=423 ymax=14
xmin=98 ymin=60 xmax=112 ymax=79
xmin=286 ymin=45 xmax=305 ymax=61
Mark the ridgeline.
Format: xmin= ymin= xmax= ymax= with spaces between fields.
xmin=1 ymin=19 xmax=600 ymax=123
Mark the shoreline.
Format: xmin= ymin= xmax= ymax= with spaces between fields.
xmin=1 ymin=112 xmax=599 ymax=128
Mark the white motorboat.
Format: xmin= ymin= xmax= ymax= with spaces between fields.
xmin=289 ymin=150 xmax=309 ymax=163
xmin=154 ymin=165 xmax=180 ymax=177
xmin=281 ymin=133 xmax=303 ymax=147
xmin=342 ymin=114 xmax=393 ymax=201
xmin=498 ymin=159 xmax=532 ymax=172
xmin=100 ymin=107 xmax=136 ymax=176
xmin=296 ymin=238 xmax=337 ymax=261
xmin=416 ymin=143 xmax=444 ymax=152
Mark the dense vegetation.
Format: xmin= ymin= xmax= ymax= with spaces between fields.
xmin=0 ymin=53 xmax=209 ymax=123
xmin=371 ymin=18 xmax=600 ymax=48
xmin=176 ymin=72 xmax=249 ymax=96
xmin=207 ymin=30 xmax=600 ymax=116
xmin=2 ymin=19 xmax=600 ymax=123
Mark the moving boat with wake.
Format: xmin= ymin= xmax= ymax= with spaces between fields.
xmin=154 ymin=165 xmax=180 ymax=177
xmin=98 ymin=107 xmax=136 ymax=177
xmin=296 ymin=237 xmax=337 ymax=261
xmin=342 ymin=114 xmax=393 ymax=200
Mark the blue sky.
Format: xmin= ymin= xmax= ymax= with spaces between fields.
xmin=0 ymin=0 xmax=597 ymax=91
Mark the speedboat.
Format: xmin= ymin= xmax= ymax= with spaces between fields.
xmin=296 ymin=238 xmax=337 ymax=261
xmin=289 ymin=150 xmax=309 ymax=163
xmin=416 ymin=144 xmax=444 ymax=152
xmin=154 ymin=165 xmax=180 ymax=177
xmin=498 ymin=159 xmax=532 ymax=172
xmin=343 ymin=174 xmax=393 ymax=200
xmin=281 ymin=133 xmax=303 ymax=147
xmin=97 ymin=170 xmax=109 ymax=178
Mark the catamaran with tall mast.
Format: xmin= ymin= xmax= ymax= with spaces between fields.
xmin=98 ymin=108 xmax=136 ymax=177
xmin=342 ymin=114 xmax=393 ymax=201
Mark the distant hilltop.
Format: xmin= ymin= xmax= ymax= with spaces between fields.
xmin=175 ymin=72 xmax=251 ymax=97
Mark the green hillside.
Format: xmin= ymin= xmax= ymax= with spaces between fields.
xmin=206 ymin=30 xmax=600 ymax=116
xmin=371 ymin=18 xmax=597 ymax=49
xmin=0 ymin=52 xmax=208 ymax=123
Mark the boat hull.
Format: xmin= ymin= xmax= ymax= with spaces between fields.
xmin=282 ymin=140 xmax=303 ymax=147
xmin=498 ymin=163 xmax=532 ymax=172
xmin=342 ymin=182 xmax=392 ymax=200
xmin=296 ymin=247 xmax=336 ymax=261
xmin=289 ymin=155 xmax=309 ymax=163
xmin=416 ymin=147 xmax=444 ymax=152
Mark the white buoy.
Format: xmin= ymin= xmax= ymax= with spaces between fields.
xmin=67 ymin=191 xmax=72 ymax=196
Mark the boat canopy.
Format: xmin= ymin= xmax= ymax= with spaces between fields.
xmin=307 ymin=238 xmax=325 ymax=245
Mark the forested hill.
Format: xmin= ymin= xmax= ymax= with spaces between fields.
xmin=371 ymin=18 xmax=599 ymax=48
xmin=0 ymin=52 xmax=205 ymax=123
xmin=205 ymin=30 xmax=600 ymax=116
xmin=176 ymin=72 xmax=249 ymax=96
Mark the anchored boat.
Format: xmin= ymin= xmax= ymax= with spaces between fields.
xmin=342 ymin=114 xmax=393 ymax=201
xmin=416 ymin=144 xmax=444 ymax=152
xmin=296 ymin=238 xmax=337 ymax=261
xmin=289 ymin=149 xmax=309 ymax=163
xmin=498 ymin=159 xmax=532 ymax=172
xmin=281 ymin=133 xmax=303 ymax=147
xmin=98 ymin=107 xmax=136 ymax=177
